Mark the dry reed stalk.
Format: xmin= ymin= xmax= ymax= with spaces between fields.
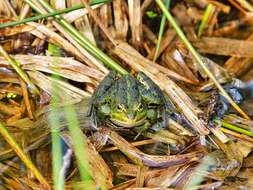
xmin=0 ymin=0 xmax=17 ymax=17
xmin=109 ymin=129 xmax=204 ymax=167
xmin=194 ymin=37 xmax=253 ymax=57
xmin=61 ymin=132 xmax=113 ymax=190
xmin=233 ymin=0 xmax=253 ymax=11
xmin=25 ymin=0 xmax=109 ymax=74
xmin=224 ymin=33 xmax=253 ymax=76
xmin=221 ymin=128 xmax=253 ymax=143
xmin=128 ymin=0 xmax=142 ymax=49
xmin=0 ymin=24 xmax=34 ymax=37
xmin=135 ymin=166 xmax=148 ymax=188
xmin=113 ymin=0 xmax=129 ymax=40
xmin=27 ymin=21 xmax=107 ymax=72
xmin=28 ymin=71 xmax=90 ymax=100
xmin=80 ymin=0 xmax=116 ymax=45
xmin=227 ymin=0 xmax=248 ymax=14
xmin=74 ymin=15 xmax=96 ymax=45
xmin=101 ymin=139 xmax=156 ymax=152
xmin=20 ymin=79 xmax=34 ymax=119
xmin=0 ymin=55 xmax=104 ymax=83
xmin=63 ymin=4 xmax=102 ymax=23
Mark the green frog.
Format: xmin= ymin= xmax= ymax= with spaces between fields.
xmin=89 ymin=71 xmax=168 ymax=133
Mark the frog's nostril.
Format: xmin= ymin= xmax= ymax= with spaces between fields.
xmin=127 ymin=113 xmax=134 ymax=120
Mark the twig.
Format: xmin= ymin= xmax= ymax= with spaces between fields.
xmin=100 ymin=139 xmax=156 ymax=152
xmin=221 ymin=128 xmax=253 ymax=143
xmin=227 ymin=0 xmax=248 ymax=14
xmin=234 ymin=0 xmax=253 ymax=12
xmin=20 ymin=79 xmax=34 ymax=119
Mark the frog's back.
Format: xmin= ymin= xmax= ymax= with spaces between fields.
xmin=93 ymin=71 xmax=119 ymax=104
xmin=136 ymin=72 xmax=164 ymax=106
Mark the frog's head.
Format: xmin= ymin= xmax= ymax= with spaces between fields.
xmin=109 ymin=75 xmax=147 ymax=128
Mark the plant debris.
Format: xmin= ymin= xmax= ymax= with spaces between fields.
xmin=0 ymin=0 xmax=253 ymax=190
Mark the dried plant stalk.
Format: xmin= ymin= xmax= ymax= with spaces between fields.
xmin=128 ymin=0 xmax=142 ymax=49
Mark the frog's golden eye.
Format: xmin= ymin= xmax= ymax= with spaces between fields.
xmin=137 ymin=104 xmax=143 ymax=112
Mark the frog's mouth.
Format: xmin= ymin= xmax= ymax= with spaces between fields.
xmin=110 ymin=117 xmax=146 ymax=128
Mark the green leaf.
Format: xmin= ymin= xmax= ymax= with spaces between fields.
xmin=146 ymin=11 xmax=158 ymax=19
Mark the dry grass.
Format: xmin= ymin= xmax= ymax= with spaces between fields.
xmin=0 ymin=0 xmax=253 ymax=189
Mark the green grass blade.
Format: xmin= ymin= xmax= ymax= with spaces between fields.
xmin=49 ymin=95 xmax=64 ymax=190
xmin=0 ymin=1 xmax=110 ymax=29
xmin=63 ymin=97 xmax=93 ymax=183
xmin=48 ymin=48 xmax=64 ymax=190
xmin=24 ymin=0 xmax=128 ymax=75
xmin=197 ymin=4 xmax=214 ymax=38
xmin=215 ymin=119 xmax=253 ymax=137
xmin=155 ymin=0 xmax=250 ymax=120
xmin=153 ymin=0 xmax=170 ymax=62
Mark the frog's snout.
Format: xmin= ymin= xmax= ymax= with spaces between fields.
xmin=127 ymin=113 xmax=134 ymax=120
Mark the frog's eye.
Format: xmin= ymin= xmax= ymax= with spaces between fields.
xmin=117 ymin=104 xmax=125 ymax=112
xmin=137 ymin=104 xmax=143 ymax=112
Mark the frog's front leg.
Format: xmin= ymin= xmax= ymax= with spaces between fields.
xmin=150 ymin=106 xmax=168 ymax=132
xmin=133 ymin=108 xmax=168 ymax=138
xmin=134 ymin=121 xmax=151 ymax=140
xmin=134 ymin=107 xmax=167 ymax=139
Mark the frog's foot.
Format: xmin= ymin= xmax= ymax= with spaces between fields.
xmin=150 ymin=121 xmax=167 ymax=132
xmin=149 ymin=106 xmax=168 ymax=132
xmin=89 ymin=128 xmax=110 ymax=150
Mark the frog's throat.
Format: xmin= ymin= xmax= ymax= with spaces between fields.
xmin=110 ymin=117 xmax=146 ymax=128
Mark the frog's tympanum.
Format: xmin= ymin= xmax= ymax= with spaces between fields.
xmin=89 ymin=71 xmax=168 ymax=133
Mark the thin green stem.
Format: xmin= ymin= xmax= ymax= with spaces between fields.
xmin=198 ymin=4 xmax=214 ymax=38
xmin=63 ymin=98 xmax=93 ymax=183
xmin=0 ymin=44 xmax=40 ymax=95
xmin=155 ymin=0 xmax=250 ymax=120
xmin=24 ymin=0 xmax=128 ymax=75
xmin=215 ymin=119 xmax=253 ymax=137
xmin=153 ymin=0 xmax=170 ymax=62
xmin=49 ymin=73 xmax=64 ymax=190
xmin=0 ymin=1 xmax=110 ymax=29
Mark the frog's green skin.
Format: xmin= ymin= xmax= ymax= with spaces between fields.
xmin=89 ymin=71 xmax=168 ymax=132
